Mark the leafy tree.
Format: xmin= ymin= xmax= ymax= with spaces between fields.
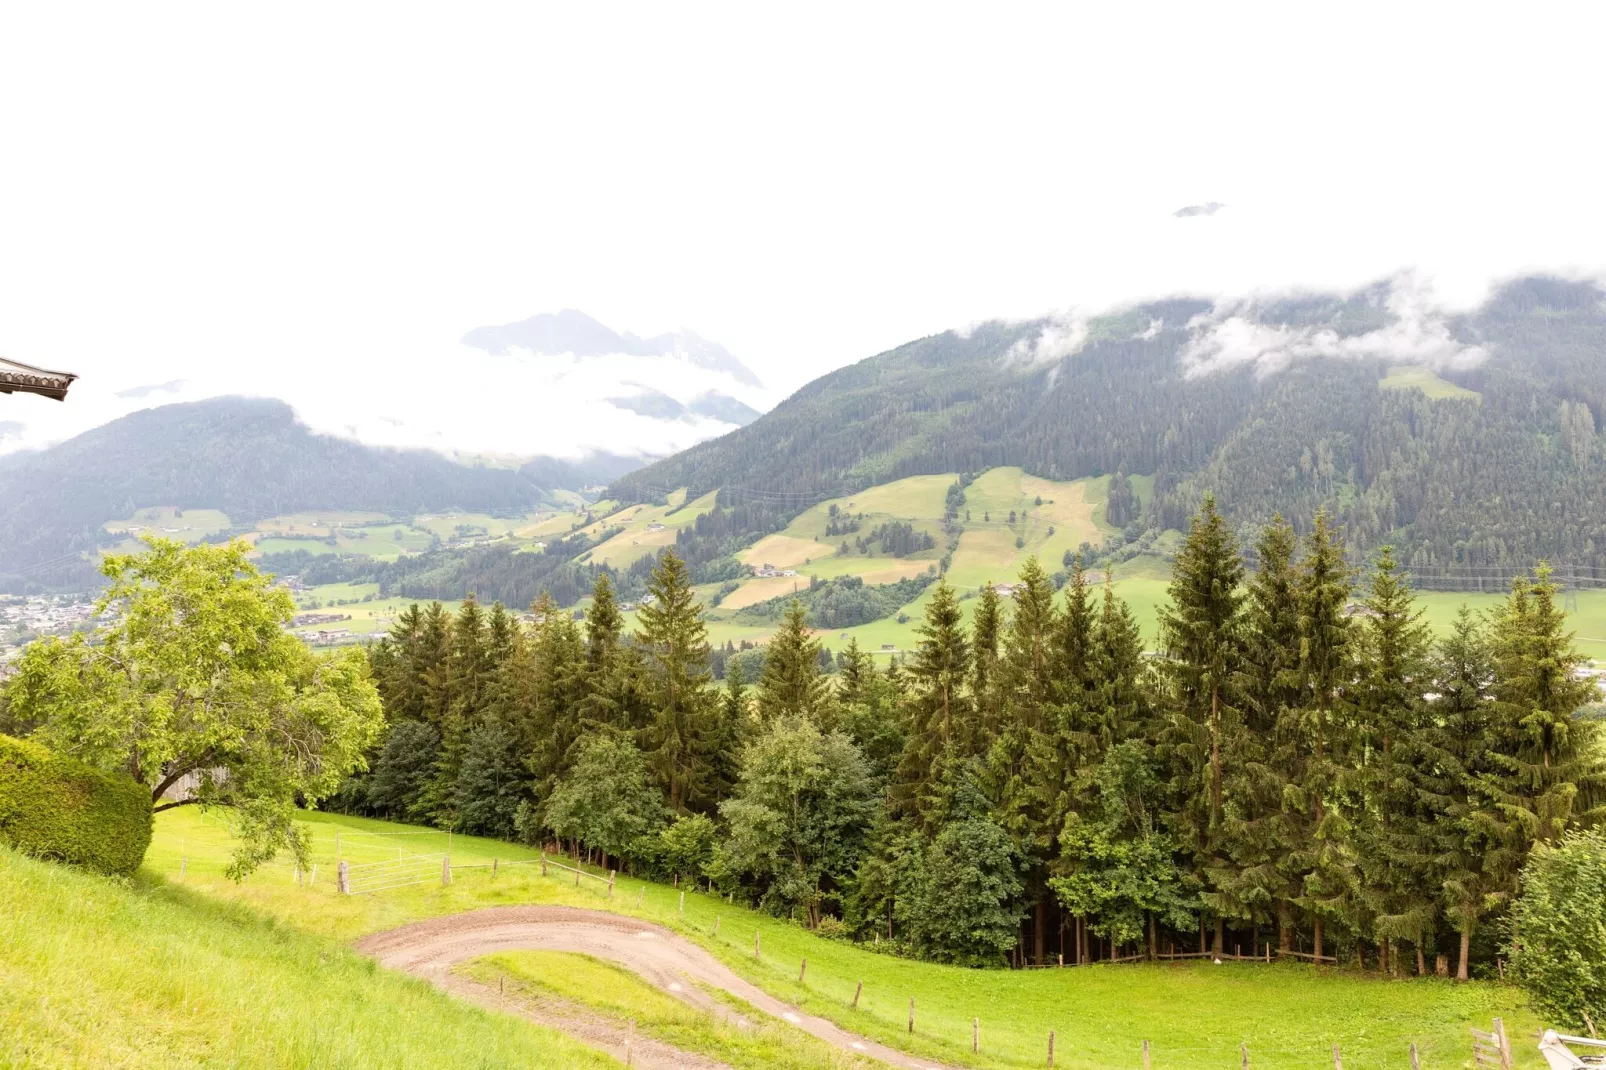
xmin=897 ymin=768 xmax=1023 ymax=965
xmin=10 ymin=539 xmax=382 ymax=877
xmin=541 ymin=731 xmax=666 ymax=866
xmin=719 ymin=716 xmax=877 ymax=925
xmin=1507 ymin=829 xmax=1606 ymax=1029
xmin=652 ymin=812 xmax=718 ymax=884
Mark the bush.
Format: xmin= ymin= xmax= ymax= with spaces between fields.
xmin=0 ymin=734 xmax=151 ymax=876
xmin=1508 ymin=829 xmax=1606 ymax=1029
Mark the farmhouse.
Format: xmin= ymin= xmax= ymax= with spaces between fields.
xmin=755 ymin=563 xmax=798 ymax=578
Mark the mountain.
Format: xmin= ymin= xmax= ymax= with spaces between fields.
xmin=461 ymin=308 xmax=763 ymax=388
xmin=613 ymin=276 xmax=1606 ymax=577
xmin=686 ymin=390 xmax=762 ymax=427
xmin=0 ymin=397 xmax=613 ymax=589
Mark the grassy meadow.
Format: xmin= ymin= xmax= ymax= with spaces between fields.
xmin=130 ymin=806 xmax=1547 ymax=1069
xmin=0 ymin=845 xmax=611 ymax=1069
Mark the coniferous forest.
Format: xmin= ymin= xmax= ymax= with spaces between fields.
xmin=344 ymin=495 xmax=1606 ymax=977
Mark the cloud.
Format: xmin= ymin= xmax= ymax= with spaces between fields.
xmin=1174 ymin=202 xmax=1226 ymax=218
xmin=0 ymin=421 xmax=24 ymax=440
xmin=114 ymin=379 xmax=187 ymax=399
xmin=1005 ymin=314 xmax=1088 ymax=366
xmin=1179 ymin=276 xmax=1489 ymax=379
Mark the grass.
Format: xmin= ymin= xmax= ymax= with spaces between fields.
xmin=1380 ymin=365 xmax=1481 ymax=401
xmin=142 ymin=807 xmax=1547 ymax=1069
xmin=464 ymin=951 xmax=874 ymax=1070
xmin=582 ymin=490 xmax=720 ymax=570
xmin=0 ymin=845 xmax=612 ymax=1069
xmin=101 ymin=507 xmax=233 ymax=545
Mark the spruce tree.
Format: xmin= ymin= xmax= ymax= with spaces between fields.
xmin=1353 ymin=547 xmax=1434 ymax=974
xmin=894 ymin=578 xmax=972 ymax=826
xmin=1155 ymin=494 xmax=1245 ymax=948
xmin=1228 ymin=515 xmax=1301 ymax=946
xmin=1419 ymin=606 xmax=1498 ymax=979
xmin=970 ymin=583 xmax=1003 ymax=734
xmin=1484 ymin=566 xmax=1605 ymax=870
xmin=636 ymin=550 xmax=717 ymax=812
xmin=756 ymin=600 xmax=828 ymax=722
xmin=1293 ymin=509 xmax=1356 ymax=961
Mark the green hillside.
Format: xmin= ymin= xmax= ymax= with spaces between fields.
xmin=131 ymin=807 xmax=1546 ymax=1070
xmin=0 ymin=845 xmax=609 ymax=1068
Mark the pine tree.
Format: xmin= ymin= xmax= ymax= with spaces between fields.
xmin=636 ymin=551 xmax=717 ymax=813
xmin=970 ymin=583 xmax=1003 ymax=733
xmin=756 ymin=600 xmax=828 ymax=723
xmin=837 ymin=637 xmax=874 ymax=707
xmin=1483 ymin=566 xmax=1606 ymax=876
xmin=1353 ymin=547 xmax=1435 ymax=974
xmin=1155 ymin=494 xmax=1245 ymax=948
xmin=1418 ymin=606 xmax=1498 ymax=979
xmin=894 ymin=578 xmax=972 ymax=826
xmin=1293 ymin=509 xmax=1356 ymax=961
xmin=1226 ymin=515 xmax=1301 ymax=946
xmin=520 ymin=592 xmax=586 ymax=793
xmin=577 ymin=572 xmax=642 ymax=731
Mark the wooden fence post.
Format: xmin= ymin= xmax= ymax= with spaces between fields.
xmin=337 ymin=860 xmax=348 ymax=894
xmin=1142 ymin=1039 xmax=1150 ymax=1069
xmin=442 ymin=856 xmax=451 ymax=886
xmin=1333 ymin=1042 xmax=1342 ymax=1070
xmin=1047 ymin=1030 xmax=1055 ymax=1067
xmin=540 ymin=852 xmax=548 ymax=877
xmin=1241 ymin=1041 xmax=1250 ymax=1069
xmin=754 ymin=930 xmax=761 ymax=959
xmin=851 ymin=980 xmax=862 ymax=1008
xmin=575 ymin=862 xmax=581 ymax=886
xmin=713 ymin=916 xmax=720 ymax=936
xmin=310 ymin=864 xmax=316 ymax=885
xmin=637 ymin=886 xmax=644 ymax=907
xmin=180 ymin=857 xmax=186 ymax=879
xmin=1495 ymin=1017 xmax=1512 ymax=1070
xmin=973 ymin=1017 xmax=979 ymax=1053
xmin=679 ymin=891 xmax=685 ymax=915
xmin=799 ymin=958 xmax=807 ymax=983
xmin=492 ymin=858 xmax=498 ymax=879
xmin=608 ymin=871 xmax=615 ymax=897
xmin=1409 ymin=1042 xmax=1420 ymax=1070
xmin=908 ymin=998 xmax=914 ymax=1033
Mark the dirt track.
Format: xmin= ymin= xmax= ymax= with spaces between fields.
xmin=355 ymin=905 xmax=958 ymax=1069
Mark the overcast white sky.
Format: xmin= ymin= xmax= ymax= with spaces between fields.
xmin=2 ymin=3 xmax=1604 ymax=458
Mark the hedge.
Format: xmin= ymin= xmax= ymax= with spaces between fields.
xmin=0 ymin=733 xmax=152 ymax=877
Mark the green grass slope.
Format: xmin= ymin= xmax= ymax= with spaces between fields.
xmin=0 ymin=845 xmax=611 ymax=1069
xmin=141 ymin=807 xmax=1546 ymax=1069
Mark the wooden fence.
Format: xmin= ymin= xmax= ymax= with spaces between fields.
xmin=337 ymin=850 xmax=615 ymax=896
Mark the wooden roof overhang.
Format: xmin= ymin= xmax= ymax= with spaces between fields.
xmin=0 ymin=357 xmax=77 ymax=401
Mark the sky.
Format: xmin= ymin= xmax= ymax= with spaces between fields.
xmin=2 ymin=2 xmax=1604 ymax=459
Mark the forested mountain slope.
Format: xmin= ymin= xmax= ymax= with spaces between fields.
xmin=0 ymin=398 xmax=580 ymax=587
xmin=615 ymin=277 xmax=1606 ymax=575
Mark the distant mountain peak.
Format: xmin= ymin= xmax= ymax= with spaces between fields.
xmin=460 ymin=309 xmax=763 ymax=388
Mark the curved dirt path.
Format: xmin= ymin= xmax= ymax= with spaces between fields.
xmin=356 ymin=905 xmax=959 ymax=1070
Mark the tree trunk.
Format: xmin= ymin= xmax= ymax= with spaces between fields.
xmin=1378 ymin=938 xmax=1389 ymax=975
xmin=1278 ymin=901 xmax=1293 ymax=952
xmin=1035 ymin=898 xmax=1047 ymax=965
xmin=1148 ymin=913 xmax=1157 ymax=960
xmin=1416 ymin=944 xmax=1426 ymax=977
xmin=1214 ymin=916 xmax=1225 ymax=956
xmin=1313 ymin=916 xmax=1324 ymax=962
xmin=1199 ymin=918 xmax=1206 ymax=954
xmin=1457 ymin=927 xmax=1471 ymax=981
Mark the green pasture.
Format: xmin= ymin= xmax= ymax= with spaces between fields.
xmin=135 ymin=807 xmax=1546 ymax=1069
xmin=101 ymin=507 xmax=233 ymax=546
xmin=583 ymin=490 xmax=720 ymax=570
xmin=410 ymin=512 xmax=539 ymax=541
xmin=1381 ymin=365 xmax=1481 ymax=401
